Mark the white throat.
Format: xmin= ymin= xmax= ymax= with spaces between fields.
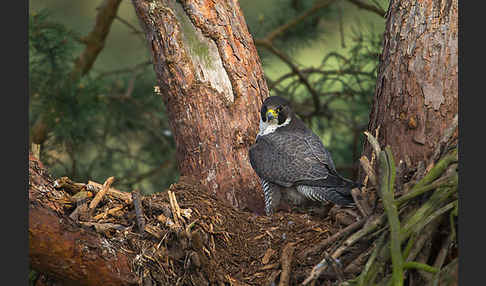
xmin=257 ymin=117 xmax=291 ymax=137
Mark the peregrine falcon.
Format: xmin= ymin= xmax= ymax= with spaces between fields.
xmin=249 ymin=96 xmax=360 ymax=215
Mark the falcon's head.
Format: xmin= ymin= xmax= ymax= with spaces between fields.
xmin=258 ymin=96 xmax=294 ymax=137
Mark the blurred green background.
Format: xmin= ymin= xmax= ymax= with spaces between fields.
xmin=29 ymin=0 xmax=388 ymax=195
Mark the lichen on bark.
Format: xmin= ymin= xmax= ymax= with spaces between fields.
xmin=172 ymin=1 xmax=234 ymax=103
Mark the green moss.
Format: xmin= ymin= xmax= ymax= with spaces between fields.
xmin=174 ymin=3 xmax=213 ymax=68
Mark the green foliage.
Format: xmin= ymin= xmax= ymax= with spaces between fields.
xmin=29 ymin=10 xmax=178 ymax=194
xmin=241 ymin=0 xmax=337 ymax=59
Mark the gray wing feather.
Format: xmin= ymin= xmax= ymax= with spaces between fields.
xmin=249 ymin=130 xmax=350 ymax=188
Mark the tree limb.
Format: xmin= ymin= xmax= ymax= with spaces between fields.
xmin=71 ymin=0 xmax=123 ymax=80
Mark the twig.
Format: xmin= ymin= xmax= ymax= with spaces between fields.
xmin=400 ymin=186 xmax=457 ymax=241
xmin=303 ymin=214 xmax=385 ymax=285
xmin=262 ymin=0 xmax=336 ymax=43
xmin=395 ymin=173 xmax=457 ymax=206
xmin=338 ymin=1 xmax=346 ymax=48
xmin=255 ymin=40 xmax=321 ymax=110
xmin=351 ymin=188 xmax=371 ymax=217
xmin=131 ymin=189 xmax=146 ymax=234
xmin=360 ymin=155 xmax=377 ymax=187
xmin=357 ymin=232 xmax=386 ymax=285
xmin=404 ymin=217 xmax=441 ymax=262
xmin=324 ymin=252 xmax=345 ymax=283
xmin=97 ymin=60 xmax=152 ymax=78
xmin=302 ymin=256 xmax=328 ymax=285
xmin=114 ymin=15 xmax=144 ymax=35
xmin=31 ymin=144 xmax=41 ymax=160
xmin=333 ymin=214 xmax=386 ymax=259
xmin=278 ymin=242 xmax=296 ymax=286
xmin=298 ymin=218 xmax=365 ymax=259
xmin=69 ymin=202 xmax=88 ymax=221
xmin=347 ymin=0 xmax=386 ymax=17
xmin=364 ymin=131 xmax=381 ymax=157
xmin=93 ymin=205 xmax=124 ymax=220
xmin=88 ymin=180 xmax=132 ymax=203
xmin=168 ymin=190 xmax=183 ymax=226
xmin=78 ymin=221 xmax=127 ymax=232
xmin=407 ymin=149 xmax=458 ymax=193
xmin=88 ymin=177 xmax=115 ymax=216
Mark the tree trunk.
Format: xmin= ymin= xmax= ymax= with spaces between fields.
xmin=131 ymin=0 xmax=268 ymax=214
xmin=363 ymin=0 xmax=458 ymax=169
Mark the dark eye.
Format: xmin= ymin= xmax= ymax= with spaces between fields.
xmin=276 ymin=106 xmax=282 ymax=112
xmin=261 ymin=106 xmax=267 ymax=122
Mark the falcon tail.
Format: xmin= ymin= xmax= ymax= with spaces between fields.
xmin=297 ymin=178 xmax=361 ymax=206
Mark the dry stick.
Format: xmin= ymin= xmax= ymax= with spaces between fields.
xmin=93 ymin=205 xmax=123 ymax=221
xmin=131 ymin=189 xmax=145 ymax=234
xmin=333 ymin=214 xmax=386 ymax=260
xmin=344 ymin=246 xmax=373 ymax=275
xmin=364 ymin=131 xmax=381 ymax=158
xmin=88 ymin=176 xmax=115 ymax=217
xmin=351 ymin=188 xmax=371 ymax=217
xmin=278 ymin=242 xmax=296 ymax=286
xmin=302 ymin=256 xmax=329 ymax=285
xmin=69 ymin=202 xmax=88 ymax=221
xmin=357 ymin=232 xmax=387 ymax=286
xmin=429 ymin=231 xmax=455 ymax=285
xmin=298 ymin=218 xmax=365 ymax=259
xmin=78 ymin=221 xmax=127 ymax=232
xmin=404 ymin=218 xmax=441 ymax=262
xmin=168 ymin=191 xmax=183 ymax=226
xmin=88 ymin=180 xmax=132 ymax=203
xmin=324 ymin=252 xmax=345 ymax=283
xmin=302 ymin=215 xmax=385 ymax=285
xmin=360 ymin=156 xmax=377 ymax=187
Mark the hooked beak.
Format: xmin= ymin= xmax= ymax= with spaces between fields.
xmin=266 ymin=109 xmax=277 ymax=121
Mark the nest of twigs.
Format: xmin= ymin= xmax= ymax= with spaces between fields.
xmin=31 ymin=119 xmax=458 ymax=286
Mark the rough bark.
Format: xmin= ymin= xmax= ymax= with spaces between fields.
xmin=363 ymin=0 xmax=458 ymax=169
xmin=29 ymin=155 xmax=137 ymax=286
xmin=131 ymin=0 xmax=268 ymax=213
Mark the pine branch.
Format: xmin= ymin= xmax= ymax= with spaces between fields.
xmin=263 ymin=0 xmax=337 ymax=43
xmin=255 ymin=39 xmax=322 ymax=112
xmin=347 ymin=0 xmax=386 ymax=17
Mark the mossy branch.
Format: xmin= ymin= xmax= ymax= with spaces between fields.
xmin=378 ymin=146 xmax=403 ymax=286
xmin=402 ymin=261 xmax=438 ymax=274
xmin=352 ymin=132 xmax=458 ymax=286
xmin=407 ymin=149 xmax=457 ymax=192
